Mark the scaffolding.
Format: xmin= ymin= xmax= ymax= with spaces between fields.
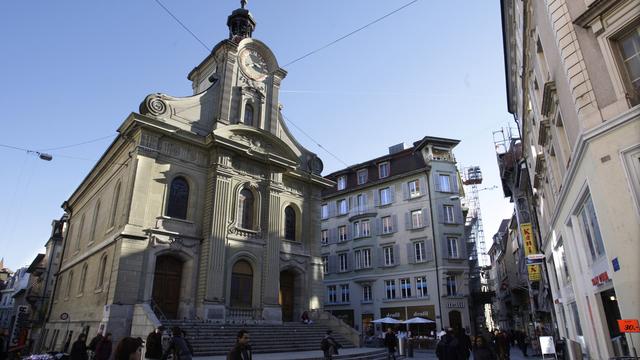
xmin=462 ymin=166 xmax=492 ymax=267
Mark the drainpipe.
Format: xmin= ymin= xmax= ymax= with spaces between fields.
xmin=426 ymin=167 xmax=444 ymax=331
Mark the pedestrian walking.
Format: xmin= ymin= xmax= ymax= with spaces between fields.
xmin=228 ymin=329 xmax=252 ymax=360
xmin=516 ymin=331 xmax=528 ymax=357
xmin=0 ymin=331 xmax=8 ymax=360
xmin=383 ymin=328 xmax=397 ymax=360
xmin=495 ymin=331 xmax=510 ymax=360
xmin=145 ymin=326 xmax=165 ymax=360
xmin=87 ymin=332 xmax=103 ymax=360
xmin=114 ymin=337 xmax=144 ymax=360
xmin=472 ymin=337 xmax=497 ymax=360
xmin=456 ymin=327 xmax=473 ymax=359
xmin=161 ymin=327 xmax=193 ymax=360
xmin=70 ymin=334 xmax=88 ymax=360
xmin=94 ymin=333 xmax=112 ymax=360
xmin=320 ymin=330 xmax=340 ymax=360
xmin=436 ymin=328 xmax=460 ymax=360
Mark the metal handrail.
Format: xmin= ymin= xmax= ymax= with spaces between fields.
xmin=147 ymin=299 xmax=168 ymax=322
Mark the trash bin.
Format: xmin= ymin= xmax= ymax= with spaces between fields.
xmin=398 ymin=336 xmax=406 ymax=356
xmin=407 ymin=339 xmax=414 ymax=358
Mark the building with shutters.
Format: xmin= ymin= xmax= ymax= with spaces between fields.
xmin=41 ymin=2 xmax=332 ymax=350
xmin=320 ymin=137 xmax=471 ymax=334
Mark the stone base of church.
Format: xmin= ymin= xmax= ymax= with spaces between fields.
xmin=202 ymin=303 xmax=226 ymax=322
xmin=262 ymin=305 xmax=282 ymax=324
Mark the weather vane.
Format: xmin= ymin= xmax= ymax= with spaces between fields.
xmin=240 ymin=0 xmax=247 ymax=9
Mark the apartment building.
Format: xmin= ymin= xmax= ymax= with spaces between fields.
xmin=501 ymin=0 xmax=640 ymax=357
xmin=321 ymin=137 xmax=470 ymax=334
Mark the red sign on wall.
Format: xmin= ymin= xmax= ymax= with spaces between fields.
xmin=618 ymin=319 xmax=640 ymax=333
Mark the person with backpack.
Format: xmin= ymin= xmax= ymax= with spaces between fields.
xmin=145 ymin=326 xmax=165 ymax=360
xmin=94 ymin=333 xmax=113 ymax=360
xmin=161 ymin=327 xmax=193 ymax=360
xmin=436 ymin=328 xmax=460 ymax=360
xmin=320 ymin=330 xmax=340 ymax=360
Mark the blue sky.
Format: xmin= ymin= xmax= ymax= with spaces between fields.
xmin=0 ymin=0 xmax=513 ymax=270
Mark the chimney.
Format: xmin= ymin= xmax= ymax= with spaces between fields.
xmin=388 ymin=143 xmax=405 ymax=154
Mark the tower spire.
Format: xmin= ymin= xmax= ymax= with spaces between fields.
xmin=227 ymin=0 xmax=256 ymax=42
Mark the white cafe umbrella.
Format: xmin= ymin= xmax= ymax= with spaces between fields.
xmin=372 ymin=317 xmax=403 ymax=324
xmin=403 ymin=317 xmax=435 ymax=324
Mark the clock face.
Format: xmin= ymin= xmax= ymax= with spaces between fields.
xmin=239 ymin=48 xmax=268 ymax=80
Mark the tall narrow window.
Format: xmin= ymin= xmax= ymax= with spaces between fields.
xmin=340 ymin=284 xmax=350 ymax=303
xmin=384 ymin=246 xmax=395 ymax=266
xmin=446 ymin=275 xmax=458 ymax=296
xmin=167 ymin=177 xmax=189 ymax=219
xmin=238 ymin=188 xmax=255 ymax=229
xmin=362 ymin=285 xmax=372 ymax=302
xmin=321 ymin=204 xmax=329 ymax=219
xmin=78 ymin=264 xmax=88 ymax=296
xmin=447 ymin=237 xmax=459 ymax=258
xmin=616 ymin=24 xmax=640 ymax=106
xmin=379 ymin=187 xmax=392 ymax=205
xmin=414 ymin=242 xmax=425 ymax=262
xmin=416 ymin=276 xmax=427 ymax=297
xmin=577 ymin=194 xmax=605 ymax=261
xmin=362 ymin=248 xmax=371 ymax=268
xmin=400 ymin=278 xmax=412 ymax=298
xmin=75 ymin=215 xmax=85 ymax=252
xmin=96 ymin=254 xmax=108 ymax=289
xmin=284 ymin=206 xmax=296 ymax=241
xmin=328 ymin=286 xmax=337 ymax=303
xmin=357 ymin=169 xmax=368 ymax=185
xmin=230 ymin=260 xmax=253 ymax=308
xmin=411 ymin=210 xmax=423 ymax=228
xmin=382 ymin=216 xmax=393 ymax=234
xmin=378 ymin=162 xmax=390 ymax=178
xmin=244 ymin=103 xmax=254 ymax=126
xmin=89 ymin=201 xmax=100 ymax=244
xmin=65 ymin=271 xmax=74 ymax=299
xmin=338 ymin=226 xmax=347 ymax=242
xmin=109 ymin=181 xmax=121 ymax=228
xmin=385 ymin=280 xmax=396 ymax=299
xmin=322 ymin=256 xmax=329 ymax=274
xmin=444 ymin=205 xmax=455 ymax=223
xmin=321 ymin=230 xmax=328 ymax=245
xmin=337 ymin=176 xmax=347 ymax=191
xmin=337 ymin=199 xmax=348 ymax=215
xmin=438 ymin=174 xmax=451 ymax=192
xmin=339 ymin=253 xmax=348 ymax=272
xmin=408 ymin=180 xmax=421 ymax=197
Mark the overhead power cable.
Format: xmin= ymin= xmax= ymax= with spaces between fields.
xmin=152 ymin=0 xmax=211 ymax=52
xmin=282 ymin=0 xmax=419 ymax=67
xmin=282 ymin=114 xmax=349 ymax=168
xmin=37 ymin=134 xmax=116 ymax=151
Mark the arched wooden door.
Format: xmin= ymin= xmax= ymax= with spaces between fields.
xmin=230 ymin=260 xmax=253 ymax=308
xmin=152 ymin=255 xmax=183 ymax=319
xmin=279 ymin=271 xmax=295 ymax=322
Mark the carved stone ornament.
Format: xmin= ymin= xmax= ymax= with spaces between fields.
xmin=151 ymin=234 xmax=196 ymax=249
xmin=227 ymin=224 xmax=262 ymax=239
xmin=140 ymin=94 xmax=168 ymax=116
xmin=229 ymin=134 xmax=273 ymax=154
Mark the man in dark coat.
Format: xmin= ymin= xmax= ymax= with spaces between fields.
xmin=145 ymin=326 xmax=165 ymax=360
xmin=0 ymin=331 xmax=8 ymax=360
xmin=436 ymin=328 xmax=460 ymax=360
xmin=161 ymin=327 xmax=192 ymax=360
xmin=87 ymin=332 xmax=103 ymax=360
xmin=94 ymin=333 xmax=112 ymax=360
xmin=383 ymin=328 xmax=397 ymax=360
xmin=69 ymin=334 xmax=88 ymax=360
xmin=227 ymin=329 xmax=252 ymax=360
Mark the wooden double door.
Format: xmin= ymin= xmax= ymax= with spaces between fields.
xmin=152 ymin=255 xmax=183 ymax=319
xmin=279 ymin=271 xmax=295 ymax=322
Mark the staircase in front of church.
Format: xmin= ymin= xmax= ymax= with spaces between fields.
xmin=162 ymin=321 xmax=357 ymax=356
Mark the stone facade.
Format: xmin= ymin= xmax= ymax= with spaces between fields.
xmin=501 ymin=0 xmax=640 ymax=357
xmin=42 ymin=4 xmax=331 ymax=351
xmin=321 ymin=138 xmax=471 ymax=334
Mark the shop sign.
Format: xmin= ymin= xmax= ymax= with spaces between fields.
xmin=618 ymin=319 xmax=640 ymax=333
xmin=407 ymin=305 xmax=435 ymax=319
xmin=590 ymin=271 xmax=609 ymax=286
xmin=380 ymin=307 xmax=406 ymax=320
xmin=527 ymin=264 xmax=541 ymax=281
xmin=520 ymin=223 xmax=537 ymax=256
xmin=9 ymin=305 xmax=29 ymax=348
xmin=539 ymin=336 xmax=556 ymax=354
xmin=447 ymin=301 xmax=465 ymax=309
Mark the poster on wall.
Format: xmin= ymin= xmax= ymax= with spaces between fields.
xmin=539 ymin=336 xmax=556 ymax=354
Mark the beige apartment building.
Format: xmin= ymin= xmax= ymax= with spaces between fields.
xmin=42 ymin=3 xmax=331 ymax=350
xmin=321 ymin=138 xmax=471 ymax=334
xmin=501 ymin=0 xmax=640 ymax=357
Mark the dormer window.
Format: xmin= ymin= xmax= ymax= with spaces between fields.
xmin=357 ymin=169 xmax=368 ymax=185
xmin=337 ymin=176 xmax=347 ymax=191
xmin=244 ymin=103 xmax=254 ymax=126
xmin=378 ymin=162 xmax=390 ymax=179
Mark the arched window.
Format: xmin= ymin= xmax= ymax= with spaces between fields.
xmin=238 ymin=188 xmax=254 ymax=229
xmin=244 ymin=103 xmax=254 ymax=126
xmin=89 ymin=200 xmax=100 ymax=243
xmin=96 ymin=254 xmax=108 ymax=290
xmin=65 ymin=271 xmax=74 ymax=299
xmin=55 ymin=274 xmax=63 ymax=300
xmin=75 ymin=215 xmax=85 ymax=252
xmin=78 ymin=264 xmax=88 ymax=295
xmin=284 ymin=206 xmax=296 ymax=241
xmin=167 ymin=177 xmax=189 ymax=219
xmin=230 ymin=260 xmax=253 ymax=308
xmin=109 ymin=181 xmax=121 ymax=228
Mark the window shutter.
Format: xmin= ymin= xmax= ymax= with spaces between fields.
xmin=375 ymin=218 xmax=382 ymax=235
xmin=425 ymin=240 xmax=434 ymax=261
xmin=419 ymin=177 xmax=427 ymax=196
xmin=441 ymin=236 xmax=449 ymax=259
xmin=373 ymin=189 xmax=380 ymax=206
xmin=329 ymin=228 xmax=337 ymax=244
xmin=422 ymin=207 xmax=430 ymax=227
xmin=347 ymin=223 xmax=353 ymax=241
xmin=459 ymin=238 xmax=468 ymax=260
xmin=402 ymin=182 xmax=410 ymax=200
xmin=452 ymin=174 xmax=459 ymax=194
xmin=363 ymin=192 xmax=369 ymax=210
xmin=329 ymin=255 xmax=337 ymax=274
xmin=391 ymin=215 xmax=398 ymax=233
xmin=389 ymin=187 xmax=395 ymax=203
xmin=437 ymin=200 xmax=445 ymax=224
xmin=378 ymin=248 xmax=385 ymax=267
xmin=393 ymin=245 xmax=400 ymax=265
xmin=454 ymin=202 xmax=463 ymax=224
xmin=434 ymin=173 xmax=442 ymax=192
xmin=405 ymin=212 xmax=412 ymax=230
xmin=329 ymin=202 xmax=337 ymax=217
xmin=406 ymin=243 xmax=415 ymax=264
xmin=348 ymin=196 xmax=354 ymax=214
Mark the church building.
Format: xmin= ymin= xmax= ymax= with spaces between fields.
xmin=42 ymin=2 xmax=331 ymax=348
